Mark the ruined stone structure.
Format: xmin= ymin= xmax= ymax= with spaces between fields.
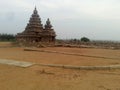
xmin=16 ymin=7 xmax=56 ymax=46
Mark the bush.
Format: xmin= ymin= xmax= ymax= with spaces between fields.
xmin=81 ymin=37 xmax=90 ymax=42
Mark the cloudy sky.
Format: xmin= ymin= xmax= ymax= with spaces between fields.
xmin=0 ymin=0 xmax=120 ymax=41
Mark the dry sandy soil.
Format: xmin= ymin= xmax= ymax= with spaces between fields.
xmin=0 ymin=42 xmax=120 ymax=90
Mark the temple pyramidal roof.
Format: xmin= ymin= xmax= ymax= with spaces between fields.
xmin=16 ymin=7 xmax=56 ymax=45
xmin=23 ymin=7 xmax=56 ymax=35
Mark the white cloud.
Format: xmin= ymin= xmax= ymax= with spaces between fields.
xmin=34 ymin=0 xmax=120 ymax=19
xmin=1 ymin=0 xmax=120 ymax=19
xmin=1 ymin=0 xmax=120 ymax=40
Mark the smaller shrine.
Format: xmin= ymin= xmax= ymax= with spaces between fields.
xmin=16 ymin=7 xmax=56 ymax=46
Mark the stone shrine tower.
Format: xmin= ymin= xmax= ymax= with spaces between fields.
xmin=16 ymin=7 xmax=56 ymax=46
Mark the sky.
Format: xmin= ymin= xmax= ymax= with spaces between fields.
xmin=0 ymin=0 xmax=120 ymax=41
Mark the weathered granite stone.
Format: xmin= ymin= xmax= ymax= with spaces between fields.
xmin=16 ymin=7 xmax=56 ymax=46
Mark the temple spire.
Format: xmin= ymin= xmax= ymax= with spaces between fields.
xmin=24 ymin=7 xmax=43 ymax=33
xmin=33 ymin=6 xmax=38 ymax=14
xmin=16 ymin=7 xmax=56 ymax=45
xmin=45 ymin=18 xmax=52 ymax=29
xmin=47 ymin=18 xmax=50 ymax=24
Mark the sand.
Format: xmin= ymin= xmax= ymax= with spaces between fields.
xmin=0 ymin=42 xmax=120 ymax=90
xmin=0 ymin=46 xmax=120 ymax=66
xmin=0 ymin=64 xmax=120 ymax=90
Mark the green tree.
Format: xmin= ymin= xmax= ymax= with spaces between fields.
xmin=0 ymin=33 xmax=15 ymax=41
xmin=81 ymin=37 xmax=90 ymax=42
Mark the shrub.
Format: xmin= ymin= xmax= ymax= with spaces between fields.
xmin=81 ymin=37 xmax=90 ymax=42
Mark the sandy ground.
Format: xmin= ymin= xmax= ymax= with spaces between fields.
xmin=0 ymin=46 xmax=120 ymax=66
xmin=0 ymin=64 xmax=120 ymax=90
xmin=0 ymin=42 xmax=120 ymax=90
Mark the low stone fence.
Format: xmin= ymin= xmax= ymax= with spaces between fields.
xmin=24 ymin=48 xmax=119 ymax=60
xmin=0 ymin=59 xmax=120 ymax=70
xmin=37 ymin=63 xmax=120 ymax=70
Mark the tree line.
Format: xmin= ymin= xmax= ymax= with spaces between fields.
xmin=0 ymin=33 xmax=16 ymax=41
xmin=56 ymin=37 xmax=120 ymax=49
xmin=56 ymin=37 xmax=90 ymax=44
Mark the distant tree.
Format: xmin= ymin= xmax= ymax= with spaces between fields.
xmin=0 ymin=33 xmax=15 ymax=41
xmin=81 ymin=37 xmax=90 ymax=42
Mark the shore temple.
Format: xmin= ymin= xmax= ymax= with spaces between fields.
xmin=16 ymin=7 xmax=56 ymax=45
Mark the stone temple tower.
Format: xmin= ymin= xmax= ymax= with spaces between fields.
xmin=16 ymin=7 xmax=56 ymax=46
